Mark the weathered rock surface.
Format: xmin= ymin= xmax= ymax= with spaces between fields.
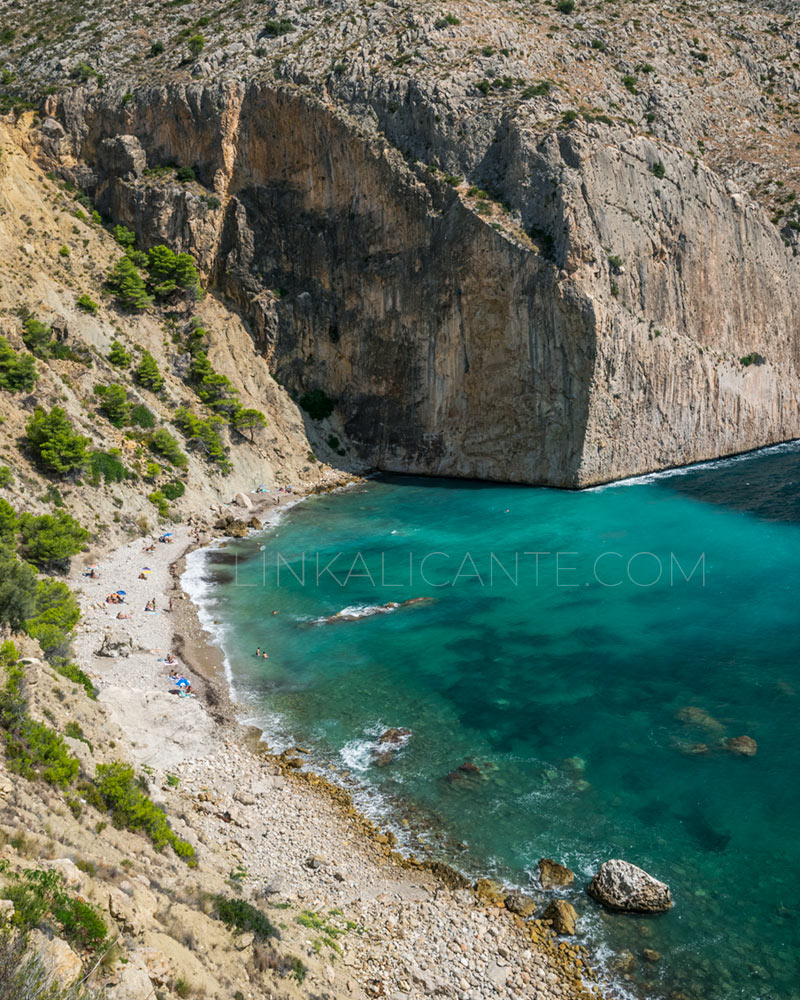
xmin=37 ymin=67 xmax=800 ymax=487
xmin=30 ymin=930 xmax=82 ymax=987
xmin=542 ymin=899 xmax=578 ymax=936
xmin=588 ymin=860 xmax=673 ymax=913
xmin=538 ymin=858 xmax=574 ymax=890
xmin=96 ymin=628 xmax=134 ymax=658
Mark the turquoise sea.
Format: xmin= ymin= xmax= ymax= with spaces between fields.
xmin=185 ymin=446 xmax=800 ymax=1000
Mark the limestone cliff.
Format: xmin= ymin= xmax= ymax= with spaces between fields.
xmin=34 ymin=77 xmax=799 ymax=486
xmin=3 ymin=0 xmax=800 ymax=485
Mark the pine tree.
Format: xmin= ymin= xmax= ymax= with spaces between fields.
xmin=135 ymin=351 xmax=165 ymax=392
xmin=97 ymin=384 xmax=130 ymax=426
xmin=25 ymin=407 xmax=89 ymax=477
xmin=107 ymin=256 xmax=152 ymax=312
xmin=108 ymin=339 xmax=131 ymax=367
xmin=231 ymin=407 xmax=267 ymax=441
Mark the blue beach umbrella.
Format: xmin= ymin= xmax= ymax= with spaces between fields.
xmin=175 ymin=677 xmax=190 ymax=689
xmin=116 ymin=590 xmax=127 ymax=595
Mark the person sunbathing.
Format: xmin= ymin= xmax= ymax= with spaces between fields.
xmin=116 ymin=611 xmax=132 ymax=619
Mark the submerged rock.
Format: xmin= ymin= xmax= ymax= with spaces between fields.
xmin=675 ymin=706 xmax=724 ymax=733
xmin=542 ymin=899 xmax=578 ymax=936
xmin=588 ymin=859 xmax=672 ymax=913
xmin=372 ymin=727 xmax=412 ymax=766
xmin=538 ymin=858 xmax=574 ymax=889
xmin=724 ymin=735 xmax=757 ymax=756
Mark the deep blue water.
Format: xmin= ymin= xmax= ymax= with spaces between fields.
xmin=187 ymin=445 xmax=800 ymax=1000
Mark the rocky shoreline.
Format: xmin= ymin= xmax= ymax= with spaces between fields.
xmin=65 ymin=482 xmax=612 ymax=1000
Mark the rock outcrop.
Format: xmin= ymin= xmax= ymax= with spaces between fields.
xmin=542 ymin=899 xmax=578 ymax=936
xmin=538 ymin=858 xmax=574 ymax=890
xmin=588 ymin=860 xmax=673 ymax=913
xmin=34 ymin=69 xmax=800 ymax=487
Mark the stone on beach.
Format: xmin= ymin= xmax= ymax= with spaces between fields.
xmin=588 ymin=859 xmax=673 ymax=913
xmin=96 ymin=628 xmax=134 ymax=657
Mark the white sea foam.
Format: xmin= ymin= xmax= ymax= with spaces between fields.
xmin=587 ymin=438 xmax=800 ymax=491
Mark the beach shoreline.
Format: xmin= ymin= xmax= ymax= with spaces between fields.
xmin=70 ymin=484 xmax=608 ymax=1000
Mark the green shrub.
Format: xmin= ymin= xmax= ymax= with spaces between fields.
xmin=1 ymin=868 xmax=107 ymax=953
xmin=175 ymin=165 xmax=195 ymax=183
xmin=51 ymin=659 xmax=96 ymax=699
xmin=149 ymin=40 xmax=164 ymax=56
xmin=557 ymin=0 xmax=575 ymax=12
xmin=622 ymin=74 xmax=638 ymax=93
xmin=130 ymin=403 xmax=156 ymax=429
xmin=70 ymin=61 xmax=99 ymax=82
xmin=24 ymin=578 xmax=80 ymax=657
xmin=112 ymin=224 xmax=137 ymax=248
xmin=189 ymin=350 xmax=239 ymax=414
xmin=0 ymin=336 xmax=38 ymax=393
xmin=145 ymin=245 xmax=202 ymax=300
xmin=0 ymin=549 xmax=37 ymax=632
xmin=96 ymin=383 xmax=130 ymax=426
xmin=0 ymin=658 xmax=79 ymax=787
xmin=108 ymin=339 xmax=131 ymax=367
xmin=0 ymin=466 xmax=13 ymax=488
xmin=161 ymin=480 xmax=185 ymax=501
xmin=25 ymin=407 xmax=89 ymax=476
xmin=135 ymin=351 xmax=165 ymax=392
xmin=263 ymin=18 xmax=295 ymax=36
xmin=148 ymin=490 xmax=170 ymax=518
xmin=150 ymin=428 xmax=188 ymax=468
xmin=652 ymin=161 xmax=666 ymax=179
xmin=87 ymin=450 xmax=128 ymax=485
xmin=298 ymin=389 xmax=336 ymax=421
xmin=76 ymin=294 xmax=98 ymax=315
xmin=107 ymin=256 xmax=152 ymax=312
xmin=740 ymin=352 xmax=766 ymax=367
xmin=92 ymin=762 xmax=196 ymax=862
xmin=17 ymin=511 xmax=89 ymax=571
xmin=21 ymin=317 xmax=53 ymax=358
xmin=173 ymin=407 xmax=230 ymax=472
xmin=0 ymin=499 xmax=17 ymax=547
xmin=188 ymin=33 xmax=205 ymax=58
xmin=213 ymin=896 xmax=276 ymax=939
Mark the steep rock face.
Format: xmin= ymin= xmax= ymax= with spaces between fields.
xmin=44 ymin=80 xmax=800 ymax=486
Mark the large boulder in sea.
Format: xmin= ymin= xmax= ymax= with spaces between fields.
xmin=538 ymin=858 xmax=574 ymax=889
xmin=542 ymin=899 xmax=578 ymax=935
xmin=589 ymin=860 xmax=672 ymax=913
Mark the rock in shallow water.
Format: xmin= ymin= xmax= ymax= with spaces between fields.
xmin=542 ymin=899 xmax=578 ymax=935
xmin=588 ymin=859 xmax=672 ymax=913
xmin=724 ymin=735 xmax=757 ymax=756
xmin=538 ymin=857 xmax=574 ymax=889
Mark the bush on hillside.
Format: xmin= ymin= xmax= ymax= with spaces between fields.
xmin=134 ymin=351 xmax=165 ymax=391
xmin=149 ymin=428 xmax=188 ymax=468
xmin=173 ymin=406 xmax=230 ymax=472
xmin=106 ymin=256 xmax=153 ymax=312
xmin=96 ymin=383 xmax=130 ymax=426
xmin=17 ymin=511 xmax=89 ymax=572
xmin=108 ymin=339 xmax=131 ymax=367
xmin=25 ymin=407 xmax=89 ymax=477
xmin=298 ymin=389 xmax=336 ymax=421
xmin=91 ymin=761 xmax=196 ymax=863
xmin=0 ymin=549 xmax=38 ymax=632
xmin=87 ymin=450 xmax=128 ymax=485
xmin=24 ymin=578 xmax=81 ymax=658
xmin=0 ymin=336 xmax=38 ymax=393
